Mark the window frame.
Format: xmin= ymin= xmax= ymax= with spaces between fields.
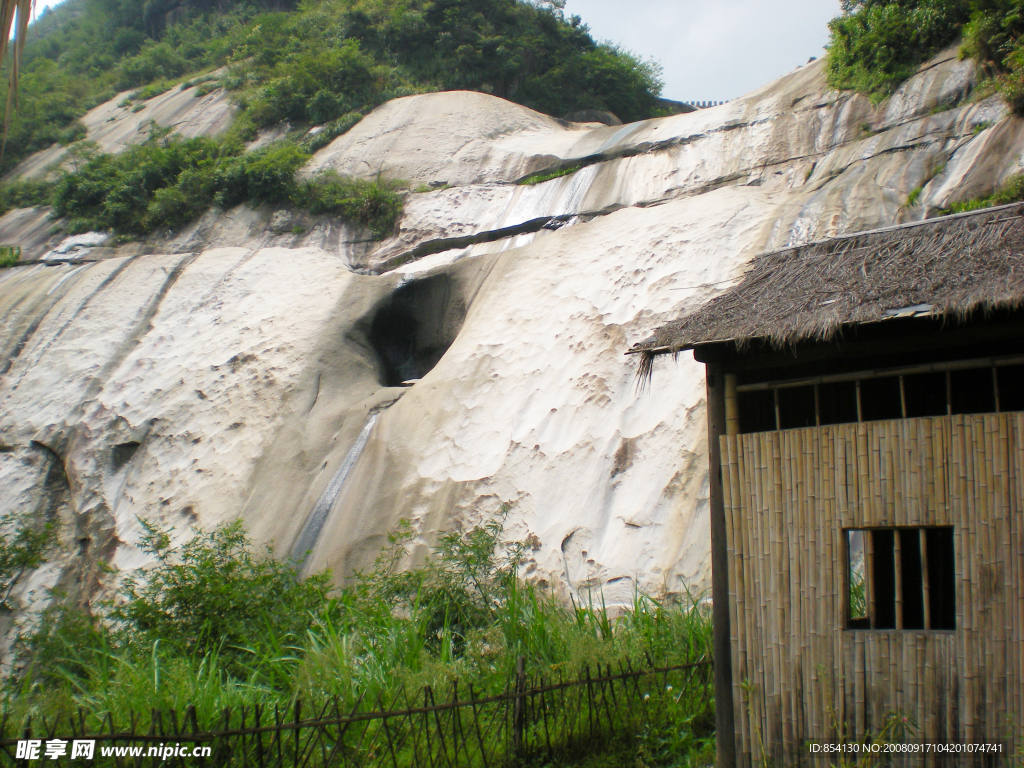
xmin=843 ymin=526 xmax=957 ymax=633
xmin=736 ymin=353 xmax=1024 ymax=434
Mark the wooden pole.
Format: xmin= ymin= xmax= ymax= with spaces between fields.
xmin=513 ymin=656 xmax=525 ymax=757
xmin=706 ymin=362 xmax=736 ymax=768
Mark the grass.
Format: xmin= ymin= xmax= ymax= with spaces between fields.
xmin=947 ymin=170 xmax=1024 ymax=213
xmin=0 ymin=247 xmax=19 ymax=268
xmin=519 ymin=164 xmax=583 ymax=186
xmin=4 ymin=514 xmax=713 ymax=768
xmin=906 ymin=186 xmax=923 ymax=207
xmin=296 ymin=172 xmax=405 ymax=239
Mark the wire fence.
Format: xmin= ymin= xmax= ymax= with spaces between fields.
xmin=0 ymin=657 xmax=713 ymax=767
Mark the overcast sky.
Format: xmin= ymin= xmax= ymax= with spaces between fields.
xmin=562 ymin=0 xmax=842 ymax=102
xmin=34 ymin=0 xmax=842 ymax=102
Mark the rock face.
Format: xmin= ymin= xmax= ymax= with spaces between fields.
xmin=1 ymin=47 xmax=1021 ymax=623
xmin=6 ymin=79 xmax=235 ymax=181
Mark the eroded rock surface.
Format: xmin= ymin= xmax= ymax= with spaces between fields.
xmin=2 ymin=47 xmax=1021 ymax=624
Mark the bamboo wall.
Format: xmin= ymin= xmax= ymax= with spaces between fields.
xmin=720 ymin=414 xmax=1024 ymax=766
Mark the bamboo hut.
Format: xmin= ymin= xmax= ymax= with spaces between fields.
xmin=629 ymin=203 xmax=1024 ymax=767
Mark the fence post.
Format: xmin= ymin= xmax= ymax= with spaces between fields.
xmin=512 ymin=656 xmax=526 ymax=758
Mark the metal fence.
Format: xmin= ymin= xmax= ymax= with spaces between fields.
xmin=0 ymin=658 xmax=713 ymax=767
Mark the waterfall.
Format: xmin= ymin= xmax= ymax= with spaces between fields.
xmin=291 ymin=412 xmax=379 ymax=566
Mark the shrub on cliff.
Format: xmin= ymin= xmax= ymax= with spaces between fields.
xmin=828 ymin=0 xmax=1024 ymax=114
xmin=827 ymin=0 xmax=969 ymax=98
xmin=47 ymin=130 xmax=401 ymax=238
xmin=0 ymin=0 xmax=663 ymax=175
xmin=0 ymin=512 xmax=58 ymax=609
xmin=295 ymin=172 xmax=405 ymax=238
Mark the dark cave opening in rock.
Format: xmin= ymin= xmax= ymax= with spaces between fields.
xmin=369 ymin=274 xmax=467 ymax=387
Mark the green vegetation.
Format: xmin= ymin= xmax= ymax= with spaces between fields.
xmin=519 ymin=164 xmax=583 ymax=185
xmin=7 ymin=514 xmax=712 ymax=767
xmin=947 ymin=168 xmax=1024 ymax=211
xmin=1 ymin=0 xmax=663 ymax=176
xmin=0 ymin=247 xmax=21 ymax=268
xmin=6 ymin=126 xmax=403 ymax=238
xmin=0 ymin=512 xmax=57 ymax=604
xmin=0 ymin=178 xmax=52 ymax=218
xmin=0 ymin=0 xmax=664 ymax=237
xmin=827 ymin=0 xmax=968 ymax=99
xmin=826 ymin=0 xmax=1024 ymax=112
xmin=294 ymin=172 xmax=404 ymax=238
xmin=906 ymin=185 xmax=924 ymax=206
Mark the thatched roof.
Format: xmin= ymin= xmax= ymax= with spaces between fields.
xmin=630 ymin=202 xmax=1024 ymax=369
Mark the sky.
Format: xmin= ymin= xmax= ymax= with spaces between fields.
xmin=33 ymin=0 xmax=843 ymax=103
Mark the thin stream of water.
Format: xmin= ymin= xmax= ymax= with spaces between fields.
xmin=291 ymin=412 xmax=379 ymax=566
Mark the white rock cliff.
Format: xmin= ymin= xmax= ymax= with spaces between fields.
xmin=1 ymin=48 xmax=1021 ymax=623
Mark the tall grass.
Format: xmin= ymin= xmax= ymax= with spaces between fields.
xmin=5 ymin=514 xmax=712 ymax=764
xmin=947 ymin=170 xmax=1024 ymax=213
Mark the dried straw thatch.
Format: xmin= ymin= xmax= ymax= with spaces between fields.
xmin=630 ymin=202 xmax=1024 ymax=376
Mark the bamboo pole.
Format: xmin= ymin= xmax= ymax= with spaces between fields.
xmin=725 ymin=374 xmax=740 ymax=437
xmin=1011 ymin=415 xmax=1019 ymax=757
xmin=722 ymin=437 xmax=750 ymax=764
xmin=739 ymin=435 xmax=757 ymax=762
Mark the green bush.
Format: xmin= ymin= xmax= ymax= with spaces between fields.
xmin=0 ymin=511 xmax=58 ymax=607
xmin=0 ymin=247 xmax=21 ymax=268
xmin=827 ymin=0 xmax=1024 ymax=114
xmin=214 ymin=142 xmax=310 ymax=207
xmin=297 ymin=172 xmax=404 ymax=237
xmin=112 ymin=519 xmax=333 ymax=662
xmin=298 ymin=112 xmax=365 ymax=153
xmin=0 ymin=178 xmax=53 ymax=217
xmin=52 ymin=133 xmax=235 ymax=234
xmin=947 ymin=168 xmax=1024 ymax=210
xmin=50 ymin=131 xmax=402 ymax=238
xmin=827 ymin=0 xmax=969 ymax=99
xmin=0 ymin=0 xmax=663 ymax=175
xmin=10 ymin=514 xmax=711 ymax=744
xmin=57 ymin=120 xmax=87 ymax=146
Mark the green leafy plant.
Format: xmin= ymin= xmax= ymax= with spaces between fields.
xmin=0 ymin=0 xmax=664 ymax=177
xmin=827 ymin=0 xmax=969 ymax=100
xmin=827 ymin=0 xmax=1024 ymax=116
xmin=9 ymin=511 xmax=712 ymax=768
xmin=296 ymin=172 xmax=405 ymax=238
xmin=519 ymin=164 xmax=583 ymax=185
xmin=0 ymin=511 xmax=58 ymax=609
xmin=50 ymin=129 xmax=405 ymax=238
xmin=112 ymin=519 xmax=333 ymax=663
xmin=0 ymin=246 xmax=21 ymax=268
xmin=298 ymin=112 xmax=365 ymax=153
xmin=0 ymin=177 xmax=51 ymax=217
